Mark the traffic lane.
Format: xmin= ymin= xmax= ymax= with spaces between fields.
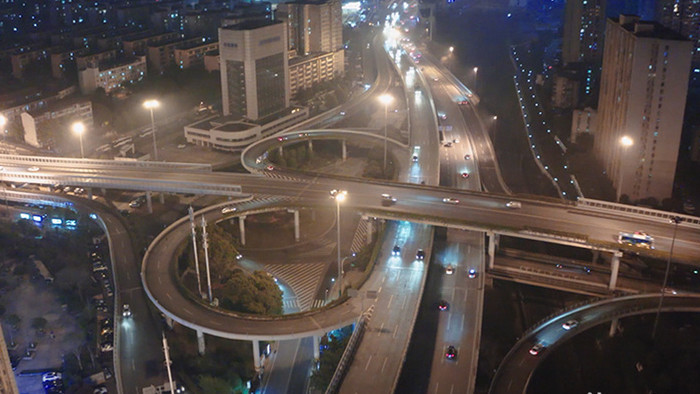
xmin=260 ymin=339 xmax=299 ymax=394
xmin=490 ymin=294 xmax=700 ymax=394
xmin=339 ymin=222 xmax=431 ymax=394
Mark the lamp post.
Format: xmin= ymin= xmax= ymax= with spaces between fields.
xmin=616 ymin=136 xmax=633 ymax=202
xmin=330 ymin=189 xmax=347 ymax=298
xmin=143 ymin=99 xmax=160 ymax=161
xmin=473 ymin=67 xmax=478 ymax=91
xmin=378 ymin=94 xmax=393 ymax=172
xmin=72 ymin=121 xmax=86 ymax=159
xmin=449 ymin=46 xmax=454 ymax=54
xmin=652 ymin=216 xmax=683 ymax=339
xmin=0 ymin=115 xmax=7 ymax=141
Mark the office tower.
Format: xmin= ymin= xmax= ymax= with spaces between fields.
xmin=657 ymin=0 xmax=700 ymax=65
xmin=219 ymin=20 xmax=289 ymax=120
xmin=595 ymin=15 xmax=692 ymax=202
xmin=276 ymin=0 xmax=343 ymax=56
xmin=562 ymin=0 xmax=607 ymax=65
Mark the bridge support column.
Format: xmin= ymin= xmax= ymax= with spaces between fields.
xmin=196 ymin=329 xmax=206 ymax=355
xmin=238 ymin=215 xmax=246 ymax=246
xmin=341 ymin=140 xmax=347 ymax=161
xmin=609 ymin=251 xmax=622 ymax=290
xmin=592 ymin=249 xmax=600 ymax=264
xmin=308 ymin=139 xmax=313 ymax=153
xmin=159 ymin=193 xmax=165 ymax=204
xmin=146 ymin=191 xmax=153 ymax=214
xmin=487 ymin=232 xmax=499 ymax=270
xmin=164 ymin=316 xmax=174 ymax=329
xmin=313 ymin=335 xmax=320 ymax=360
xmin=252 ymin=340 xmax=261 ymax=373
xmin=101 ymin=188 xmax=107 ymax=195
xmin=609 ymin=318 xmax=619 ymax=337
xmin=288 ymin=209 xmax=300 ymax=242
xmin=278 ymin=146 xmax=283 ymax=157
xmin=87 ymin=188 xmax=93 ymax=200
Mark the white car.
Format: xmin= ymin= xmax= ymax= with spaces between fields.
xmin=445 ymin=265 xmax=454 ymax=275
xmin=222 ymin=206 xmax=238 ymax=214
xmin=562 ymin=320 xmax=579 ymax=330
xmin=27 ymin=166 xmax=40 ymax=172
xmin=122 ymin=304 xmax=131 ymax=318
xmin=506 ymin=201 xmax=522 ymax=209
xmin=442 ymin=197 xmax=459 ymax=204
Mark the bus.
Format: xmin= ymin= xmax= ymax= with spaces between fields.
xmin=618 ymin=231 xmax=654 ymax=249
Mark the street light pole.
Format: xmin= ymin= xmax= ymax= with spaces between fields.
xmin=143 ymin=99 xmax=160 ymax=161
xmin=652 ymin=216 xmax=682 ymax=339
xmin=617 ymin=136 xmax=633 ymax=202
xmin=377 ymin=94 xmax=393 ymax=173
xmin=330 ymin=189 xmax=347 ymax=298
xmin=71 ymin=122 xmax=85 ymax=159
xmin=0 ymin=115 xmax=7 ymax=141
xmin=473 ymin=67 xmax=478 ymax=92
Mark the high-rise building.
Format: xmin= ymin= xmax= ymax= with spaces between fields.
xmin=657 ymin=0 xmax=700 ymax=66
xmin=562 ymin=0 xmax=607 ymax=65
xmin=595 ymin=15 xmax=692 ymax=202
xmin=276 ymin=0 xmax=343 ymax=56
xmin=0 ymin=325 xmax=19 ymax=394
xmin=218 ymin=20 xmax=289 ymax=120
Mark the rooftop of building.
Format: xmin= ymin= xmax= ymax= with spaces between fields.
xmin=611 ymin=15 xmax=688 ymax=41
xmin=26 ymin=93 xmax=91 ymax=117
xmin=175 ymin=39 xmax=217 ymax=51
xmin=148 ymin=36 xmax=204 ymax=49
xmin=221 ymin=19 xmax=282 ymax=31
xmin=282 ymin=0 xmax=335 ymax=5
xmin=214 ymin=121 xmax=257 ymax=132
xmin=123 ymin=30 xmax=178 ymax=43
xmin=290 ymin=51 xmax=334 ymax=65
xmin=87 ymin=56 xmax=145 ymax=71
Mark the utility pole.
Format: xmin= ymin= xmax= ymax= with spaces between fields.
xmin=201 ymin=215 xmax=213 ymax=303
xmin=188 ymin=206 xmax=202 ymax=298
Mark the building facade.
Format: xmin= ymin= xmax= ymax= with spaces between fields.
xmin=78 ymin=56 xmax=147 ymax=94
xmin=657 ymin=0 xmax=700 ymax=66
xmin=595 ymin=15 xmax=692 ymax=202
xmin=289 ymin=51 xmax=338 ymax=96
xmin=218 ymin=20 xmax=289 ymax=120
xmin=0 ymin=325 xmax=19 ymax=394
xmin=174 ymin=41 xmax=219 ymax=70
xmin=562 ymin=0 xmax=607 ymax=65
xmin=276 ymin=0 xmax=343 ymax=56
xmin=21 ymin=98 xmax=93 ymax=148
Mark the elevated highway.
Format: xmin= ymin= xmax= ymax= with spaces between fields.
xmin=489 ymin=293 xmax=700 ymax=394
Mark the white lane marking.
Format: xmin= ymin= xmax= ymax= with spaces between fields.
xmin=450 ymin=384 xmax=454 ymax=394
xmin=393 ymin=325 xmax=399 ymax=338
xmin=387 ymin=294 xmax=394 ymax=309
xmin=460 ymin=314 xmax=465 ymax=332
xmin=378 ymin=286 xmax=383 ymax=294
xmin=365 ymin=355 xmax=373 ymax=370
xmin=183 ymin=308 xmax=192 ymax=315
xmin=434 ymin=382 xmax=440 ymax=393
xmin=447 ymin=313 xmax=452 ymax=330
xmin=451 ymin=287 xmax=456 ymax=301
xmin=165 ymin=293 xmax=172 ymax=300
xmin=378 ymin=322 xmax=384 ymax=337
xmin=381 ymin=357 xmax=388 ymax=373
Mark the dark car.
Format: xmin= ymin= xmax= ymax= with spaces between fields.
xmin=416 ymin=249 xmax=425 ymax=260
xmin=438 ymin=300 xmax=449 ymax=311
xmin=445 ymin=346 xmax=457 ymax=359
xmin=392 ymin=245 xmax=401 ymax=256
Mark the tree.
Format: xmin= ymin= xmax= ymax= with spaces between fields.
xmin=198 ymin=375 xmax=235 ymax=393
xmin=31 ymin=317 xmax=47 ymax=331
xmin=5 ymin=314 xmax=20 ymax=329
xmin=217 ymin=270 xmax=282 ymax=315
xmin=310 ymin=334 xmax=350 ymax=390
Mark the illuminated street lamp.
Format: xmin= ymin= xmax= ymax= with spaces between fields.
xmin=378 ymin=93 xmax=394 ymax=172
xmin=616 ymin=136 xmax=634 ymax=202
xmin=72 ymin=121 xmax=86 ymax=159
xmin=473 ymin=67 xmax=479 ymax=91
xmin=0 ymin=114 xmax=7 ymax=141
xmin=448 ymin=46 xmax=454 ymax=53
xmin=330 ymin=189 xmax=347 ymax=297
xmin=143 ymin=99 xmax=160 ymax=161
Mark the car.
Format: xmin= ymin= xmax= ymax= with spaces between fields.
xmin=392 ymin=245 xmax=401 ymax=256
xmin=416 ymin=249 xmax=425 ymax=260
xmin=461 ymin=172 xmax=470 ymax=179
xmin=443 ymin=142 xmax=453 ymax=147
xmin=562 ymin=320 xmax=579 ymax=330
xmin=445 ymin=265 xmax=454 ymax=275
xmin=468 ymin=268 xmax=477 ymax=278
xmin=93 ymin=385 xmax=108 ymax=394
xmin=445 ymin=346 xmax=457 ymax=359
xmin=506 ymin=201 xmax=522 ymax=209
xmin=102 ymin=366 xmax=113 ymax=380
xmin=42 ymin=372 xmax=62 ymax=383
xmin=100 ymin=342 xmax=114 ymax=352
xmin=266 ymin=165 xmax=274 ymax=171
xmin=100 ymin=326 xmax=113 ymax=336
xmin=221 ymin=206 xmax=237 ymax=214
xmin=339 ymin=111 xmax=346 ymax=116
xmin=381 ymin=193 xmax=397 ymax=206
xmin=128 ymin=200 xmax=142 ymax=208
xmin=464 ymin=154 xmax=471 ymax=160
xmin=412 ymin=154 xmax=418 ymax=162
xmin=27 ymin=166 xmax=40 ymax=172
xmin=442 ymin=197 xmax=459 ymax=204
xmin=122 ymin=304 xmax=131 ymax=318
xmin=438 ymin=300 xmax=449 ymax=311
xmin=432 ymin=77 xmax=439 ymax=82
xmin=177 ymin=144 xmax=186 ymax=149
xmin=73 ymin=188 xmax=84 ymax=195
xmin=529 ymin=343 xmax=545 ymax=356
